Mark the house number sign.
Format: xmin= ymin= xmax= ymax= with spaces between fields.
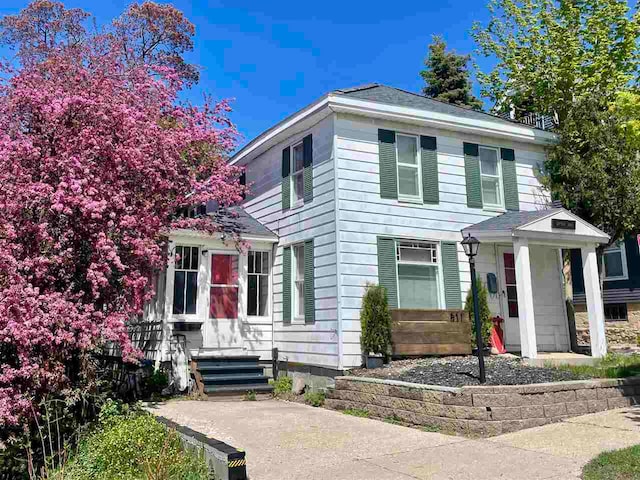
xmin=551 ymin=219 xmax=576 ymax=230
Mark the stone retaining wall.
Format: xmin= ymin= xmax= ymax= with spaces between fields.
xmin=325 ymin=376 xmax=640 ymax=436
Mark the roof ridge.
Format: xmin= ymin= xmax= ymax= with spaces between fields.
xmin=333 ymin=83 xmax=381 ymax=94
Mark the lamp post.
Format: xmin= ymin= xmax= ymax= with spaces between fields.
xmin=461 ymin=234 xmax=486 ymax=384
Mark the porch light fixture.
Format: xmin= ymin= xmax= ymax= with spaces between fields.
xmin=462 ymin=234 xmax=486 ymax=384
xmin=461 ymin=234 xmax=480 ymax=259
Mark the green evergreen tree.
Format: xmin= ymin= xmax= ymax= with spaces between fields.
xmin=420 ymin=35 xmax=483 ymax=111
xmin=464 ymin=278 xmax=492 ymax=348
xmin=360 ymin=284 xmax=393 ymax=357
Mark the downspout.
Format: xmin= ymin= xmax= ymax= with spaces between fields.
xmin=332 ymin=112 xmax=344 ymax=371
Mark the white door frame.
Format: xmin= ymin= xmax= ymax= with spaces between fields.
xmin=496 ymin=245 xmax=519 ymax=350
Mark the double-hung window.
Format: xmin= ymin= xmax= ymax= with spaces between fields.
xmin=603 ymin=241 xmax=628 ymax=281
xmin=173 ymin=245 xmax=199 ymax=315
xmin=247 ymin=251 xmax=269 ymax=316
xmin=396 ymin=134 xmax=421 ymax=201
xmin=293 ymin=244 xmax=305 ymax=320
xmin=291 ymin=142 xmax=305 ymax=207
xmin=479 ymin=146 xmax=503 ymax=208
xmin=396 ymin=241 xmax=442 ymax=309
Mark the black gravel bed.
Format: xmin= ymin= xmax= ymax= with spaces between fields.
xmin=350 ymin=356 xmax=589 ymax=387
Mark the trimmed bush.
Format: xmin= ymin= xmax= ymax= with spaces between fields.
xmin=464 ymin=277 xmax=492 ymax=348
xmin=304 ymin=391 xmax=325 ymax=407
xmin=360 ymin=284 xmax=393 ymax=358
xmin=56 ymin=411 xmax=209 ymax=480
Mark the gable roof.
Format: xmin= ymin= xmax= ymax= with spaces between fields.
xmin=231 ymin=83 xmax=557 ymax=165
xmin=332 ymin=83 xmax=532 ymax=131
xmin=461 ymin=209 xmax=559 ymax=233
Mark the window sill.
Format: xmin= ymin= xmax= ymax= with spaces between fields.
xmin=170 ymin=316 xmax=201 ymax=323
xmin=604 ymin=276 xmax=628 ymax=282
xmin=291 ymin=200 xmax=304 ymax=210
xmin=483 ymin=206 xmax=506 ymax=213
xmin=398 ymin=196 xmax=423 ymax=205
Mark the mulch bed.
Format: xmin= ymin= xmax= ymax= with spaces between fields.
xmin=348 ymin=355 xmax=588 ymax=387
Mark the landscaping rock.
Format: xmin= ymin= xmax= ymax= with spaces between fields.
xmin=292 ymin=376 xmax=306 ymax=395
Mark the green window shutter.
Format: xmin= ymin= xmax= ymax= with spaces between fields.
xmin=282 ymin=246 xmax=292 ymax=324
xmin=282 ymin=147 xmax=290 ymax=210
xmin=463 ymin=143 xmax=482 ymax=208
xmin=378 ymin=129 xmax=398 ymax=199
xmin=303 ymin=134 xmax=313 ymax=203
xmin=304 ymin=239 xmax=315 ymax=324
xmin=376 ymin=237 xmax=398 ymax=309
xmin=441 ymin=242 xmax=462 ymax=309
xmin=501 ymin=148 xmax=519 ymax=211
xmin=420 ymin=135 xmax=439 ymax=204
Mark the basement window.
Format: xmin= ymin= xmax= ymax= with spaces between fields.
xmin=604 ymin=303 xmax=628 ymax=322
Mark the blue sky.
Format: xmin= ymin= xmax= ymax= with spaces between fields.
xmin=0 ymin=0 xmax=495 ymax=148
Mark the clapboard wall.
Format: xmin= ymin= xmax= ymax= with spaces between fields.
xmin=243 ymin=115 xmax=340 ymax=369
xmin=334 ymin=113 xmax=550 ymax=368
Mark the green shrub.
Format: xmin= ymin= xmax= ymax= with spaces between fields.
xmin=145 ymin=369 xmax=169 ymax=395
xmin=342 ymin=408 xmax=370 ymax=418
xmin=360 ymin=283 xmax=393 ymax=357
xmin=304 ymin=391 xmax=325 ymax=407
xmin=58 ymin=412 xmax=209 ymax=480
xmin=464 ymin=277 xmax=492 ymax=348
xmin=244 ymin=390 xmax=257 ymax=401
xmin=272 ymin=376 xmax=293 ymax=396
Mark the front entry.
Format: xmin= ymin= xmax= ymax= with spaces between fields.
xmin=497 ymin=245 xmax=570 ymax=352
xmin=203 ymin=252 xmax=244 ymax=352
xmin=497 ymin=246 xmax=520 ymax=350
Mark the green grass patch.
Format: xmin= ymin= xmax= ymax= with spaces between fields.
xmin=582 ymin=444 xmax=640 ymax=480
xmin=56 ymin=410 xmax=209 ymax=480
xmin=342 ymin=408 xmax=370 ymax=418
xmin=420 ymin=424 xmax=441 ymax=433
xmin=384 ymin=414 xmax=403 ymax=425
xmin=551 ymin=354 xmax=640 ymax=379
xmin=303 ymin=391 xmax=325 ymax=407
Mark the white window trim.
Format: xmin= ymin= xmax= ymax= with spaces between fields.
xmin=292 ymin=243 xmax=306 ymax=322
xmin=290 ymin=141 xmax=305 ymax=209
xmin=396 ymin=133 xmax=422 ymax=203
xmin=395 ymin=240 xmax=445 ymax=309
xmin=247 ymin=250 xmax=271 ymax=318
xmin=479 ymin=145 xmax=504 ymax=210
xmin=603 ymin=242 xmax=628 ymax=281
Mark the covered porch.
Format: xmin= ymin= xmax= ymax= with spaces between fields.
xmin=462 ymin=207 xmax=610 ymax=359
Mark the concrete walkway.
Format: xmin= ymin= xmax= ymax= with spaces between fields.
xmin=149 ymin=400 xmax=640 ymax=480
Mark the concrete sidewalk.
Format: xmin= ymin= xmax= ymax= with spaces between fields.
xmin=149 ymin=400 xmax=640 ymax=480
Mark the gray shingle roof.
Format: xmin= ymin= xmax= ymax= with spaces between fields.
xmin=208 ymin=206 xmax=276 ymax=239
xmin=333 ymin=84 xmax=534 ymax=130
xmin=462 ymin=208 xmax=560 ymax=234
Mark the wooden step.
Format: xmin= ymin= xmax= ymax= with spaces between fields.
xmin=197 ymin=364 xmax=264 ymax=373
xmin=204 ymin=383 xmax=274 ymax=394
xmin=201 ymin=373 xmax=270 ymax=385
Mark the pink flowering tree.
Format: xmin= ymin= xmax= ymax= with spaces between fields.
xmin=0 ymin=2 xmax=245 ymax=428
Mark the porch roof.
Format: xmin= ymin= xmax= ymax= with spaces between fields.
xmin=461 ymin=207 xmax=609 ymax=247
xmin=207 ymin=206 xmax=277 ymax=240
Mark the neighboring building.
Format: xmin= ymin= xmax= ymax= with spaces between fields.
xmin=570 ymin=236 xmax=640 ymax=348
xmin=146 ymin=83 xmax=612 ymax=388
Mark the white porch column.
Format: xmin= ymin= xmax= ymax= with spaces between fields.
xmin=514 ymin=237 xmax=537 ymax=358
xmin=581 ymin=246 xmax=608 ymax=358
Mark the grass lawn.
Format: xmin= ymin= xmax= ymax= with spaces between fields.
xmin=551 ymin=354 xmax=640 ymax=379
xmin=583 ymin=445 xmax=640 ymax=480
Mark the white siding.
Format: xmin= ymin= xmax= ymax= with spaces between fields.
xmin=243 ymin=115 xmax=339 ymax=369
xmin=334 ymin=113 xmax=550 ymax=368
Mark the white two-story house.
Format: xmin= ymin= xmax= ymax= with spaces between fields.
xmin=149 ymin=83 xmax=610 ymax=390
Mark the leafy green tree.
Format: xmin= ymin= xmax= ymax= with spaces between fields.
xmin=420 ymin=35 xmax=483 ymax=110
xmin=360 ymin=284 xmax=393 ymax=357
xmin=472 ymin=0 xmax=640 ymax=126
xmin=465 ymin=278 xmax=492 ymax=348
xmin=541 ymin=95 xmax=640 ymax=246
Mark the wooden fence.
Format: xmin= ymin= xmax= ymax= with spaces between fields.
xmin=391 ymin=309 xmax=471 ymax=356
